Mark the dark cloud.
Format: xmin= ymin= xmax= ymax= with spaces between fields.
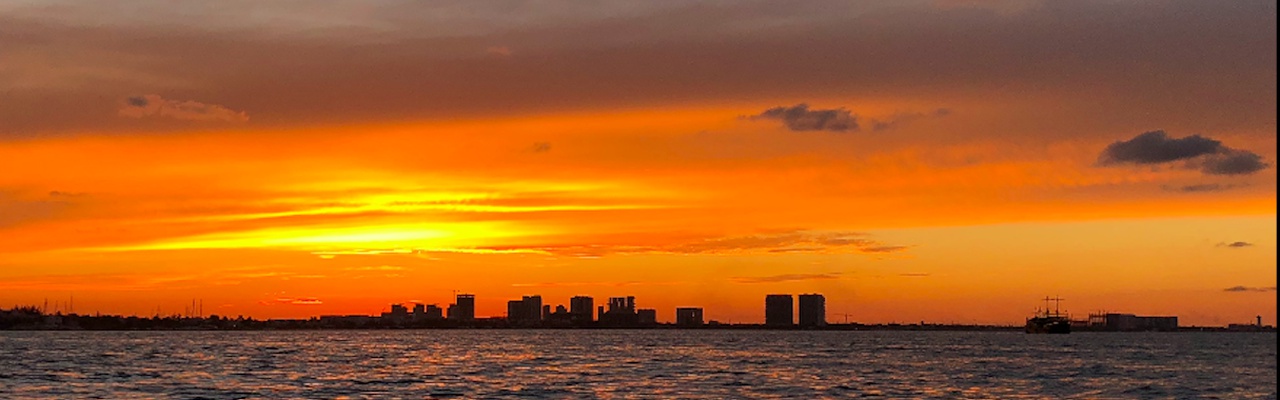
xmin=750 ymin=104 xmax=858 ymax=132
xmin=861 ymin=245 xmax=910 ymax=253
xmin=118 ymin=94 xmax=249 ymax=123
xmin=1218 ymin=241 xmax=1254 ymax=248
xmin=1223 ymin=286 xmax=1276 ymax=292
xmin=531 ymin=142 xmax=551 ymax=153
xmin=1200 ymin=150 xmax=1271 ymax=175
xmin=1097 ymin=131 xmax=1224 ymax=165
xmin=0 ymin=1 xmax=1274 ymax=138
xmin=125 ymin=96 xmax=149 ymax=107
xmin=731 ymin=273 xmax=841 ymax=284
xmin=1098 ymin=131 xmax=1270 ymax=175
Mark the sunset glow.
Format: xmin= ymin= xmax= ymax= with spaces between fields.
xmin=1 ymin=0 xmax=1275 ymax=326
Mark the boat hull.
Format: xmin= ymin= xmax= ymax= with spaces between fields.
xmin=1025 ymin=317 xmax=1071 ymax=334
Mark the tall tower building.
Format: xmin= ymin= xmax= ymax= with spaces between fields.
xmin=522 ymin=295 xmax=543 ymax=322
xmin=570 ymin=296 xmax=594 ymax=322
xmin=454 ymin=294 xmax=476 ymax=321
xmin=765 ymin=294 xmax=794 ymax=327
xmin=798 ymin=294 xmax=826 ymax=327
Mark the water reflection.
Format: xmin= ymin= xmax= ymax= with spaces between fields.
xmin=0 ymin=331 xmax=1274 ymax=398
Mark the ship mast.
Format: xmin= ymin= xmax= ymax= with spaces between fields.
xmin=1042 ymin=296 xmax=1065 ymax=317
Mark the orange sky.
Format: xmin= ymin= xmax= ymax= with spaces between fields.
xmin=0 ymin=1 xmax=1275 ymax=325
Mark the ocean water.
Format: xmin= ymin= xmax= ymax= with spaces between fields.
xmin=0 ymin=330 xmax=1274 ymax=399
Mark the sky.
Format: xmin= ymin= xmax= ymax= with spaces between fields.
xmin=0 ymin=0 xmax=1275 ymax=326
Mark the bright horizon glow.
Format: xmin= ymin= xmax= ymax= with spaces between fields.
xmin=0 ymin=0 xmax=1275 ymax=326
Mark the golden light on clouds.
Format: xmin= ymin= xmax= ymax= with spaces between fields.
xmin=0 ymin=0 xmax=1274 ymax=325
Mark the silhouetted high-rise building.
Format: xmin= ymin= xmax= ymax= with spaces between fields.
xmin=449 ymin=294 xmax=475 ymax=322
xmin=676 ymin=307 xmax=704 ymax=326
xmin=523 ymin=295 xmax=543 ymax=323
xmin=798 ymin=294 xmax=826 ymax=327
xmin=506 ymin=295 xmax=545 ymax=326
xmin=570 ymin=296 xmax=594 ymax=322
xmin=765 ymin=294 xmax=794 ymax=327
xmin=542 ymin=305 xmax=551 ymax=320
xmin=600 ymin=295 xmax=641 ymax=326
xmin=607 ymin=297 xmax=636 ymax=314
xmin=507 ymin=300 xmax=524 ymax=322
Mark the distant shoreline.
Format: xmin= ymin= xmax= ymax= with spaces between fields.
xmin=1 ymin=324 xmax=1273 ymax=333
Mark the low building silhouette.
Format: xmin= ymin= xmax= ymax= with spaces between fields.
xmin=676 ymin=307 xmax=704 ymax=327
xmin=637 ymin=309 xmax=657 ymax=325
xmin=1089 ymin=313 xmax=1178 ymax=331
xmin=424 ymin=304 xmax=444 ymax=320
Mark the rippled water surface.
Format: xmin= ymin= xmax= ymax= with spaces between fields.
xmin=0 ymin=330 xmax=1275 ymax=399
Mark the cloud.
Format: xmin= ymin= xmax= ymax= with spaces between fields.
xmin=510 ymin=281 xmax=683 ymax=288
xmin=860 ymin=245 xmax=910 ymax=253
xmin=1097 ymin=131 xmax=1270 ymax=175
xmin=486 ymin=46 xmax=512 ymax=56
xmin=312 ymin=230 xmax=910 ymax=258
xmin=1217 ymin=241 xmax=1254 ymax=248
xmin=898 ymin=273 xmax=931 ymax=277
xmin=118 ymin=94 xmax=249 ymax=123
xmin=1200 ymin=150 xmax=1271 ymax=175
xmin=1162 ymin=183 xmax=1243 ymax=193
xmin=2 ymin=1 xmax=1273 ymax=138
xmin=1098 ymin=131 xmax=1225 ymax=165
xmin=343 ymin=265 xmax=407 ymax=271
xmin=262 ymin=297 xmax=323 ymax=305
xmin=731 ymin=273 xmax=841 ymax=284
xmin=47 ymin=191 xmax=89 ymax=197
xmin=1223 ymin=286 xmax=1276 ymax=293
xmin=531 ymin=142 xmax=551 ymax=153
xmin=870 ymin=108 xmax=951 ymax=131
xmin=749 ymin=104 xmax=858 ymax=132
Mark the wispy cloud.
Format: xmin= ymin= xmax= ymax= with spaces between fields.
xmin=870 ymin=108 xmax=951 ymax=131
xmin=1217 ymin=241 xmax=1254 ymax=248
xmin=1162 ymin=183 xmax=1244 ymax=193
xmin=510 ymin=281 xmax=683 ymax=288
xmin=1223 ymin=286 xmax=1276 ymax=293
xmin=731 ymin=273 xmax=841 ymax=284
xmin=486 ymin=46 xmax=512 ymax=56
xmin=261 ymin=297 xmax=323 ymax=306
xmin=343 ymin=265 xmax=408 ymax=271
xmin=471 ymin=230 xmax=912 ymax=258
